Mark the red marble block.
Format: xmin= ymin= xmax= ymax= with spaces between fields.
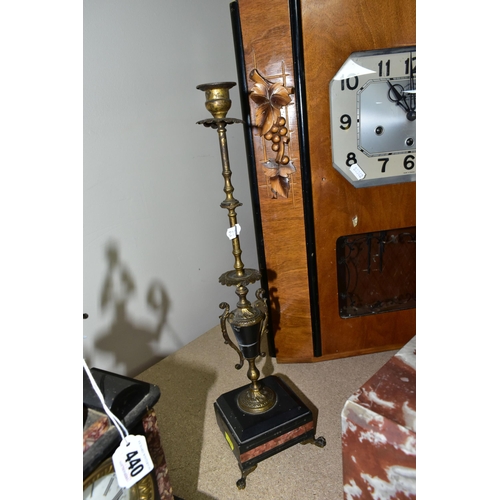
xmin=342 ymin=337 xmax=416 ymax=499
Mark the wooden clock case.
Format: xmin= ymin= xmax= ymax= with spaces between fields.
xmin=229 ymin=0 xmax=416 ymax=362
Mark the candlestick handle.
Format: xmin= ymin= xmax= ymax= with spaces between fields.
xmin=219 ymin=301 xmax=244 ymax=370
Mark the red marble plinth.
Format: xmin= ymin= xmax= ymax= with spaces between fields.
xmin=142 ymin=409 xmax=175 ymax=500
xmin=342 ymin=337 xmax=416 ymax=499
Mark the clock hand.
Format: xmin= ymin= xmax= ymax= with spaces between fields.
xmin=404 ymin=89 xmax=416 ymax=121
xmin=387 ymin=80 xmax=415 ymax=121
xmin=387 ymin=81 xmax=410 ymax=112
xmin=406 ymin=56 xmax=416 ymax=121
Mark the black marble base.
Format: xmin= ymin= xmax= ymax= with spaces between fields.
xmin=214 ymin=375 xmax=325 ymax=489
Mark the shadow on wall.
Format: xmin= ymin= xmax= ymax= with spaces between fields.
xmin=94 ymin=241 xmax=183 ymax=377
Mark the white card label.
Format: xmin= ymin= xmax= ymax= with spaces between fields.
xmin=349 ymin=163 xmax=366 ymax=180
xmin=112 ymin=434 xmax=154 ymax=489
xmin=226 ymin=224 xmax=241 ymax=240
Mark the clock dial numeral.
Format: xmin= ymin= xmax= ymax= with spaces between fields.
xmin=378 ymin=59 xmax=391 ymax=77
xmin=405 ymin=56 xmax=416 ymax=75
xmin=340 ymin=76 xmax=359 ymax=91
xmin=104 ymin=476 xmax=115 ymax=495
xmin=340 ymin=114 xmax=351 ymax=130
xmin=111 ymin=490 xmax=124 ymax=500
xmin=378 ymin=158 xmax=389 ymax=173
xmin=404 ymin=155 xmax=415 ymax=170
xmin=346 ymin=152 xmax=357 ymax=167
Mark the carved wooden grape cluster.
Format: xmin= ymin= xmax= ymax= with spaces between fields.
xmin=263 ymin=116 xmax=290 ymax=166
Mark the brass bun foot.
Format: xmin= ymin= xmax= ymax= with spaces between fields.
xmin=236 ymin=464 xmax=257 ymax=490
xmin=237 ymin=385 xmax=277 ymax=414
xmin=300 ymin=435 xmax=327 ymax=448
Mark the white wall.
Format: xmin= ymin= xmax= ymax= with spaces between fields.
xmin=83 ymin=0 xmax=259 ymax=376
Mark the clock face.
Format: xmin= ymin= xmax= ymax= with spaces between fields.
xmin=329 ymin=46 xmax=416 ymax=187
xmin=83 ymin=459 xmax=155 ymax=500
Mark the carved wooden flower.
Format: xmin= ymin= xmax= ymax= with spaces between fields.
xmin=249 ymin=69 xmax=292 ymax=136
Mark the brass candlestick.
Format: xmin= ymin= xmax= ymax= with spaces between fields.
xmin=197 ymin=82 xmax=276 ymax=414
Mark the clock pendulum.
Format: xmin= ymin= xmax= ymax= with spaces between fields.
xmin=196 ymin=82 xmax=326 ymax=490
